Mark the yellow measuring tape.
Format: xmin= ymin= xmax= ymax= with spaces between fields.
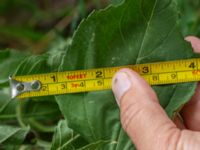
xmin=10 ymin=58 xmax=200 ymax=99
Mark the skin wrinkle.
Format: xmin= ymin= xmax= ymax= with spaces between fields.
xmin=154 ymin=121 xmax=179 ymax=150
xmin=175 ymin=130 xmax=200 ymax=150
xmin=121 ymin=101 xmax=144 ymax=131
xmin=120 ymin=86 xmax=159 ymax=131
xmin=176 ymin=130 xmax=186 ymax=150
xmin=143 ymin=108 xmax=175 ymax=149
xmin=165 ymin=127 xmax=181 ymax=150
xmin=122 ymin=99 xmax=160 ymax=132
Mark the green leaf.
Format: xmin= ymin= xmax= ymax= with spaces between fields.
xmin=14 ymin=54 xmax=62 ymax=132
xmin=110 ymin=0 xmax=124 ymax=5
xmin=7 ymin=37 xmax=71 ymax=145
xmin=0 ymin=49 xmax=27 ymax=121
xmin=0 ymin=49 xmax=28 ymax=87
xmin=51 ymin=120 xmax=75 ymax=150
xmin=77 ymin=140 xmax=112 ymax=150
xmin=56 ymin=0 xmax=198 ymax=149
xmin=46 ymin=37 xmax=71 ymax=72
xmin=0 ymin=125 xmax=29 ymax=145
xmin=51 ymin=120 xmax=88 ymax=150
xmin=177 ymin=0 xmax=200 ymax=36
xmin=15 ymin=36 xmax=70 ymax=75
xmin=15 ymin=54 xmax=50 ymax=75
xmin=0 ymin=90 xmax=17 ymax=120
xmin=0 ymin=48 xmax=63 ymax=123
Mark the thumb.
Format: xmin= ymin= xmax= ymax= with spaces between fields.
xmin=112 ymin=69 xmax=180 ymax=150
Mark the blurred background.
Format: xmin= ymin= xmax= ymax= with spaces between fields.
xmin=0 ymin=0 xmax=122 ymax=53
xmin=0 ymin=0 xmax=199 ymax=53
xmin=0 ymin=0 xmax=200 ymax=149
xmin=178 ymin=0 xmax=200 ymax=37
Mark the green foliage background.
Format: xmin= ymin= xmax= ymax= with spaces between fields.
xmin=0 ymin=0 xmax=200 ymax=149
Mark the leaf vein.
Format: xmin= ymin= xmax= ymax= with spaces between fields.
xmin=137 ymin=23 xmax=176 ymax=61
xmin=136 ymin=0 xmax=158 ymax=64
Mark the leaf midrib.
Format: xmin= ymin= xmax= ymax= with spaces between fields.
xmin=136 ymin=0 xmax=158 ymax=64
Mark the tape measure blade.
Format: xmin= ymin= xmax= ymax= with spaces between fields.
xmin=13 ymin=58 xmax=200 ymax=99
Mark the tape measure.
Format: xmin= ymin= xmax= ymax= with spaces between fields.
xmin=10 ymin=58 xmax=200 ymax=99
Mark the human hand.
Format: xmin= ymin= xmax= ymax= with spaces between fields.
xmin=112 ymin=36 xmax=200 ymax=150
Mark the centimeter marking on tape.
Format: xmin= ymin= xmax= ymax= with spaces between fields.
xmin=11 ymin=58 xmax=200 ymax=98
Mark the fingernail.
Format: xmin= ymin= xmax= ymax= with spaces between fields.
xmin=112 ymin=71 xmax=132 ymax=106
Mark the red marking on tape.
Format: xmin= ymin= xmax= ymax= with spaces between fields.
xmin=67 ymin=73 xmax=87 ymax=80
xmin=192 ymin=70 xmax=200 ymax=75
